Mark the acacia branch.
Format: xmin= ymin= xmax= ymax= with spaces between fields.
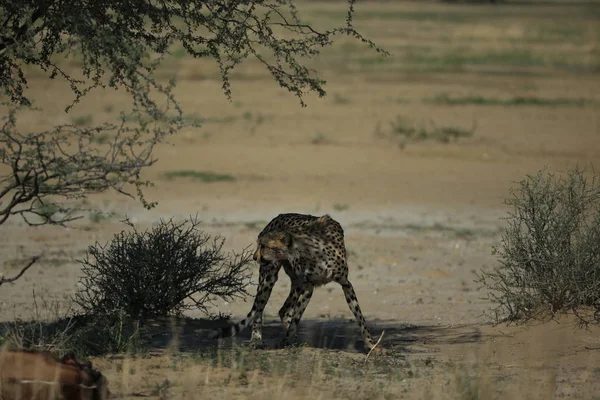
xmin=1 ymin=0 xmax=384 ymax=107
xmin=1 ymin=0 xmax=383 ymax=228
xmin=1 ymin=104 xmax=170 ymax=227
xmin=0 ymin=255 xmax=41 ymax=287
xmin=0 ymin=0 xmax=55 ymax=54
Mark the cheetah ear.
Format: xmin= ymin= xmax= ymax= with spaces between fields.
xmin=317 ymin=215 xmax=330 ymax=223
xmin=281 ymin=231 xmax=292 ymax=247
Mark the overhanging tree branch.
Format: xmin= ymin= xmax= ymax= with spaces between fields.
xmin=0 ymin=0 xmax=384 ymax=286
xmin=0 ymin=0 xmax=385 ymax=108
xmin=0 ymin=255 xmax=42 ymax=287
xmin=0 ymin=103 xmax=171 ymax=226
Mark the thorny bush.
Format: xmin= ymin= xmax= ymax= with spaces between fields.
xmin=478 ymin=167 xmax=600 ymax=325
xmin=74 ymin=216 xmax=253 ymax=320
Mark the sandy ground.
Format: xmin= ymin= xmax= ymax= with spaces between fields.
xmin=1 ymin=1 xmax=600 ymax=398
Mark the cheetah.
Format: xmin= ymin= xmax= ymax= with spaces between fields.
xmin=213 ymin=213 xmax=379 ymax=351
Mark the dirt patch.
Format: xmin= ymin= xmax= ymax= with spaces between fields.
xmin=85 ymin=315 xmax=599 ymax=400
xmin=1 ymin=0 xmax=600 ymax=398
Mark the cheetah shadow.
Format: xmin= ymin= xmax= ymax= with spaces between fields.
xmin=144 ymin=317 xmax=484 ymax=354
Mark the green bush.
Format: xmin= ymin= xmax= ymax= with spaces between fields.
xmin=74 ymin=216 xmax=253 ymax=320
xmin=478 ymin=167 xmax=600 ymax=325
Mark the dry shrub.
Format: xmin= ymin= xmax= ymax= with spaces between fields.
xmin=74 ymin=216 xmax=253 ymax=320
xmin=478 ymin=167 xmax=600 ymax=325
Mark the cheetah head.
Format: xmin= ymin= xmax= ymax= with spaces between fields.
xmin=253 ymin=231 xmax=294 ymax=263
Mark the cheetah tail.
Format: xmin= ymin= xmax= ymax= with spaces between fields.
xmin=210 ymin=313 xmax=255 ymax=340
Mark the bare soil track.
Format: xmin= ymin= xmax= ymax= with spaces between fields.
xmin=1 ymin=0 xmax=600 ymax=398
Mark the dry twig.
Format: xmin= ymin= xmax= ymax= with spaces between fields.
xmin=0 ymin=255 xmax=41 ymax=287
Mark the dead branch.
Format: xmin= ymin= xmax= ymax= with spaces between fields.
xmin=0 ymin=255 xmax=41 ymax=287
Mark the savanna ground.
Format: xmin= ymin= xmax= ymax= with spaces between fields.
xmin=2 ymin=0 xmax=600 ymax=398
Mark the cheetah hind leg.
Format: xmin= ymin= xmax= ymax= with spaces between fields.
xmin=338 ymin=279 xmax=378 ymax=351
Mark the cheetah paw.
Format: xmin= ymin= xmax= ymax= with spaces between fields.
xmin=278 ymin=337 xmax=296 ymax=348
xmin=249 ymin=340 xmax=266 ymax=350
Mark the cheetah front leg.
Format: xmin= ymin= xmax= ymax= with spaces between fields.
xmin=213 ymin=262 xmax=279 ymax=347
xmin=281 ymin=283 xmax=314 ymax=347
xmin=278 ymin=280 xmax=302 ymax=330
xmin=249 ymin=263 xmax=280 ymax=347
xmin=337 ymin=278 xmax=376 ymax=351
